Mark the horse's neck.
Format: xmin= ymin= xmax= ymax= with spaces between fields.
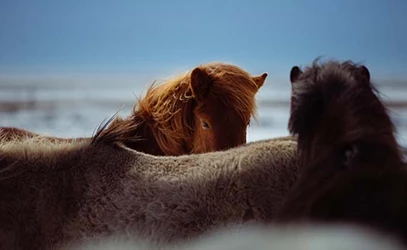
xmin=72 ymin=138 xmax=300 ymax=244
xmin=120 ymin=113 xmax=165 ymax=156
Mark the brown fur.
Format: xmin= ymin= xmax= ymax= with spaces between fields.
xmin=0 ymin=130 xmax=298 ymax=249
xmin=96 ymin=62 xmax=267 ymax=155
xmin=276 ymin=60 xmax=407 ymax=243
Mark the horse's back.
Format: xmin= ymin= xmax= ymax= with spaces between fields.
xmin=0 ymin=136 xmax=92 ymax=249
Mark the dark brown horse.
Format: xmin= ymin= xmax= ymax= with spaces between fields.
xmin=1 ymin=62 xmax=267 ymax=156
xmin=276 ymin=60 xmax=407 ymax=243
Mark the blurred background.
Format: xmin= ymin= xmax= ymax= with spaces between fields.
xmin=0 ymin=0 xmax=406 ymax=149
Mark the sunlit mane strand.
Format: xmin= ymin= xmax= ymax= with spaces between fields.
xmin=136 ymin=73 xmax=195 ymax=155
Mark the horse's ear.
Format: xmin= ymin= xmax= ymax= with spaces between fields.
xmin=358 ymin=65 xmax=370 ymax=84
xmin=290 ymin=66 xmax=303 ymax=83
xmin=190 ymin=67 xmax=212 ymax=101
xmin=252 ymin=73 xmax=268 ymax=89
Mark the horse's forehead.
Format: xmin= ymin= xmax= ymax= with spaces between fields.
xmin=208 ymin=92 xmax=252 ymax=113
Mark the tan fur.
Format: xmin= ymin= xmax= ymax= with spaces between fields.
xmin=0 ymin=127 xmax=87 ymax=145
xmin=67 ymin=223 xmax=405 ymax=250
xmin=0 ymin=135 xmax=297 ymax=249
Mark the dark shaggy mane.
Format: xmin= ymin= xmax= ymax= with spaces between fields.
xmin=278 ymin=59 xmax=407 ymax=243
xmin=288 ymin=59 xmax=401 ymax=166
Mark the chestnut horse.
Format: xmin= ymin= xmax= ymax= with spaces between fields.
xmin=101 ymin=62 xmax=267 ymax=155
xmin=0 ymin=62 xmax=267 ymax=156
xmin=276 ymin=60 xmax=407 ymax=243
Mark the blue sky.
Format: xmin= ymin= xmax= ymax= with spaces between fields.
xmin=1 ymin=0 xmax=406 ymax=79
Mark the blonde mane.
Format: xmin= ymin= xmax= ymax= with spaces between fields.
xmin=96 ymin=62 xmax=262 ymax=155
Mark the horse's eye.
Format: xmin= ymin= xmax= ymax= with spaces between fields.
xmin=342 ymin=145 xmax=359 ymax=168
xmin=201 ymin=120 xmax=210 ymax=129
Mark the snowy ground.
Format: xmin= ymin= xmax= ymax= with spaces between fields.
xmin=0 ymin=76 xmax=406 ymax=150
